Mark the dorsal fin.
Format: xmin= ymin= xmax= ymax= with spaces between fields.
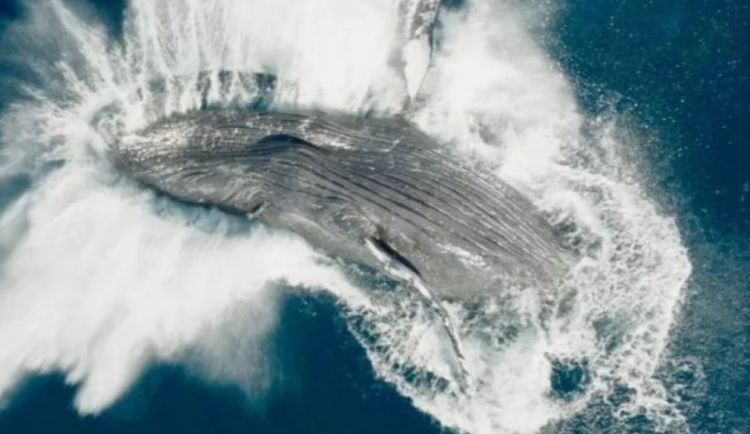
xmin=254 ymin=134 xmax=320 ymax=151
xmin=239 ymin=133 xmax=325 ymax=160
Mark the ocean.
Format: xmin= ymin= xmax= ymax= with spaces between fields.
xmin=0 ymin=1 xmax=747 ymax=433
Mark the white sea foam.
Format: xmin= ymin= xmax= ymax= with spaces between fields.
xmin=0 ymin=164 xmax=364 ymax=414
xmin=0 ymin=0 xmax=691 ymax=433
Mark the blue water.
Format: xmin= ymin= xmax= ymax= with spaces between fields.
xmin=0 ymin=294 xmax=441 ymax=434
xmin=551 ymin=2 xmax=750 ymax=433
xmin=0 ymin=0 xmax=748 ymax=433
xmin=551 ymin=0 xmax=750 ymax=236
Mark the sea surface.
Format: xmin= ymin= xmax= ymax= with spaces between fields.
xmin=0 ymin=1 xmax=747 ymax=433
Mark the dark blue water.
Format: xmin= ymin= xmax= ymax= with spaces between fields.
xmin=0 ymin=0 xmax=748 ymax=433
xmin=0 ymin=294 xmax=441 ymax=434
xmin=548 ymin=2 xmax=750 ymax=433
xmin=550 ymin=0 xmax=750 ymax=237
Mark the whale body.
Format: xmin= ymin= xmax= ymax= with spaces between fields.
xmin=112 ymin=110 xmax=571 ymax=299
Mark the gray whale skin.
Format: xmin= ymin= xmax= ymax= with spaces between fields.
xmin=113 ymin=110 xmax=571 ymax=299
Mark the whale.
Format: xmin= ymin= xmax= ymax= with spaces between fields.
xmin=113 ymin=110 xmax=570 ymax=297
xmin=111 ymin=110 xmax=572 ymax=385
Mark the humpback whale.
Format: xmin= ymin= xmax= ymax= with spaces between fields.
xmin=111 ymin=110 xmax=572 ymax=385
xmin=113 ymin=111 xmax=570 ymax=297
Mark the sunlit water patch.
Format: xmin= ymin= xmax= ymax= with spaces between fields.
xmin=0 ymin=1 xmax=692 ymax=433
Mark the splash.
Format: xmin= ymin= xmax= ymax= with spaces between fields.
xmin=0 ymin=1 xmax=691 ymax=433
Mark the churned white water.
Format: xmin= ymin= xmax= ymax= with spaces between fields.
xmin=0 ymin=1 xmax=692 ymax=433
